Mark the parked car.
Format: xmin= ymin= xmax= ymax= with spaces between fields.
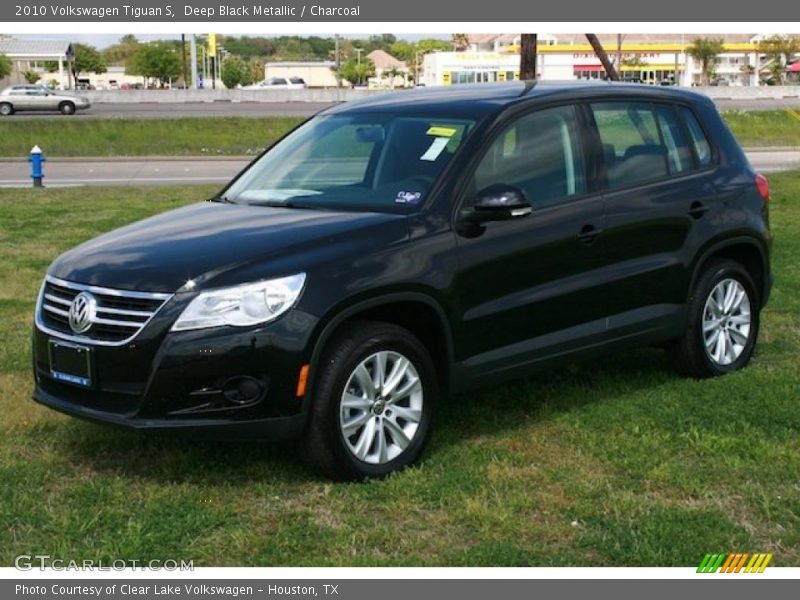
xmin=0 ymin=85 xmax=90 ymax=116
xmin=242 ymin=76 xmax=307 ymax=90
xmin=32 ymin=82 xmax=772 ymax=480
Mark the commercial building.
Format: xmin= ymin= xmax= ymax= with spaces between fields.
xmin=422 ymin=34 xmax=793 ymax=87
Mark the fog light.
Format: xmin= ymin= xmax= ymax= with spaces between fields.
xmin=221 ymin=376 xmax=265 ymax=406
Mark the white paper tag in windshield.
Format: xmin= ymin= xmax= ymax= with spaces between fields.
xmin=420 ymin=137 xmax=449 ymax=162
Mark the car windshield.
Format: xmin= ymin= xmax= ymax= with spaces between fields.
xmin=222 ymin=113 xmax=476 ymax=212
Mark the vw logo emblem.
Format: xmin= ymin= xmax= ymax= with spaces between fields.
xmin=68 ymin=291 xmax=96 ymax=334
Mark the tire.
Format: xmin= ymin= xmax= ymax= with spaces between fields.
xmin=59 ymin=102 xmax=75 ymax=115
xmin=303 ymin=320 xmax=437 ymax=481
xmin=0 ymin=103 xmax=13 ymax=116
xmin=668 ymin=259 xmax=760 ymax=378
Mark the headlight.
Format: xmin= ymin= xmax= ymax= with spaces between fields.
xmin=171 ymin=273 xmax=306 ymax=332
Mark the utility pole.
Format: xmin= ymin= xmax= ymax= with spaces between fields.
xmin=355 ymin=47 xmax=363 ymax=65
xmin=586 ymin=34 xmax=620 ymax=81
xmin=190 ymin=34 xmax=198 ymax=89
xmin=334 ymin=34 xmax=341 ymax=87
xmin=181 ymin=34 xmax=188 ymax=89
xmin=519 ymin=34 xmax=538 ymax=80
xmin=208 ymin=33 xmax=217 ymax=90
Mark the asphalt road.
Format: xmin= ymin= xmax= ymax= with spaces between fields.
xmin=0 ymin=150 xmax=798 ymax=188
xmin=3 ymin=96 xmax=800 ymax=120
xmin=5 ymin=102 xmax=334 ymax=120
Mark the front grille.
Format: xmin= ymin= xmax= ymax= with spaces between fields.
xmin=37 ymin=276 xmax=172 ymax=346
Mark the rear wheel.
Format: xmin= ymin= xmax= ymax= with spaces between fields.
xmin=668 ymin=259 xmax=760 ymax=378
xmin=59 ymin=101 xmax=75 ymax=115
xmin=303 ymin=320 xmax=436 ymax=481
xmin=0 ymin=103 xmax=13 ymax=116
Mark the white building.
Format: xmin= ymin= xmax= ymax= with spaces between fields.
xmin=422 ymin=34 xmax=785 ymax=88
xmin=0 ymin=37 xmax=74 ymax=89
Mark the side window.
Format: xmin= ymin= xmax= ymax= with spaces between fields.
xmin=591 ymin=102 xmax=667 ymax=189
xmin=679 ymin=107 xmax=713 ymax=167
xmin=655 ymin=105 xmax=694 ymax=174
xmin=473 ymin=105 xmax=586 ymax=208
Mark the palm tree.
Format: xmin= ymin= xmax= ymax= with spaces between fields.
xmin=687 ymin=37 xmax=725 ymax=86
xmin=384 ymin=66 xmax=401 ymax=88
xmin=452 ymin=33 xmax=470 ymax=52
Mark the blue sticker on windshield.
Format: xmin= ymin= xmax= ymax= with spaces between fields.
xmin=395 ymin=191 xmax=422 ymax=205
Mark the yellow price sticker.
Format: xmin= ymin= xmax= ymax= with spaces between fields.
xmin=426 ymin=126 xmax=457 ymax=138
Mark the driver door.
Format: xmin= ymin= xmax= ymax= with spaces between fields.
xmin=452 ymin=104 xmax=609 ymax=377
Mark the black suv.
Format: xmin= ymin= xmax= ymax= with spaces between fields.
xmin=32 ymin=82 xmax=772 ymax=480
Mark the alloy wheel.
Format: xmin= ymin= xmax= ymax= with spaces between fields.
xmin=702 ymin=278 xmax=752 ymax=366
xmin=339 ymin=350 xmax=424 ymax=465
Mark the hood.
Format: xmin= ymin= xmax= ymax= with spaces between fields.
xmin=49 ymin=201 xmax=406 ymax=293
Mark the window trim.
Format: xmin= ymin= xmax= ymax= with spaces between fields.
xmin=676 ymin=103 xmax=716 ymax=170
xmin=450 ymin=100 xmax=594 ymax=221
xmin=587 ymin=99 xmax=719 ymax=195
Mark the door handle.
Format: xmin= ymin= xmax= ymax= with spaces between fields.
xmin=577 ymin=224 xmax=602 ymax=245
xmin=688 ymin=201 xmax=710 ymax=219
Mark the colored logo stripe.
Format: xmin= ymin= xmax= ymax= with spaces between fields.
xmin=697 ymin=553 xmax=773 ymax=573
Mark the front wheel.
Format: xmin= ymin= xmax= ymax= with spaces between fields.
xmin=0 ymin=103 xmax=13 ymax=116
xmin=59 ymin=102 xmax=76 ymax=115
xmin=303 ymin=320 xmax=437 ymax=481
xmin=668 ymin=259 xmax=760 ymax=378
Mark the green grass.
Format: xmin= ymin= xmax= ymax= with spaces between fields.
xmin=0 ymin=117 xmax=303 ymax=158
xmin=722 ymin=109 xmax=800 ymax=147
xmin=1 ymin=175 xmax=799 ymax=566
xmin=0 ymin=110 xmax=797 ymax=158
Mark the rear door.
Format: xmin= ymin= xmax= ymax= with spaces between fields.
xmin=452 ymin=103 xmax=609 ymax=377
xmin=590 ymin=100 xmax=718 ymax=342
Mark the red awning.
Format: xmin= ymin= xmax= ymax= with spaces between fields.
xmin=573 ymin=64 xmax=603 ymax=72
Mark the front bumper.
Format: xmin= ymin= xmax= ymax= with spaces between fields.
xmin=32 ymin=306 xmax=319 ymax=441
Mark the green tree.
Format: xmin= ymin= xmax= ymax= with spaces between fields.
xmin=687 ymin=37 xmax=725 ymax=85
xmin=103 ymin=35 xmax=140 ymax=68
xmin=245 ymin=58 xmax=263 ymax=86
xmin=758 ymin=35 xmax=800 ymax=85
xmin=131 ymin=42 xmax=181 ymax=87
xmin=383 ymin=66 xmax=402 ymax=87
xmin=0 ymin=53 xmax=11 ymax=80
xmin=72 ymin=43 xmax=106 ymax=88
xmin=43 ymin=61 xmax=59 ymax=73
xmin=220 ymin=55 xmax=248 ymax=88
xmin=23 ymin=70 xmax=40 ymax=84
xmin=337 ymin=57 xmax=375 ymax=87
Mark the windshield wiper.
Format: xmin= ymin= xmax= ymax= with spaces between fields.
xmin=210 ymin=194 xmax=235 ymax=204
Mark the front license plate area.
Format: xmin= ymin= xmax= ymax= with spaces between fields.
xmin=48 ymin=340 xmax=93 ymax=388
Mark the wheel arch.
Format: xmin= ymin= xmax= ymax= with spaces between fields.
xmin=303 ymin=292 xmax=455 ymax=412
xmin=689 ymin=236 xmax=769 ymax=306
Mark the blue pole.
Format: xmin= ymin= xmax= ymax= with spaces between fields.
xmin=29 ymin=145 xmax=45 ymax=188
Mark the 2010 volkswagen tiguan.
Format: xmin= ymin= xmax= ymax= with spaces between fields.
xmin=32 ymin=82 xmax=772 ymax=480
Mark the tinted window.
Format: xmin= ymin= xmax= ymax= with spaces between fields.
xmin=655 ymin=105 xmax=694 ymax=174
xmin=224 ymin=113 xmax=474 ymax=212
xmin=473 ymin=105 xmax=586 ymax=207
xmin=679 ymin=106 xmax=713 ymax=167
xmin=591 ymin=102 xmax=667 ymax=188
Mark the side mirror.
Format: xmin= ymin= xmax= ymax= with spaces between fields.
xmin=461 ymin=184 xmax=532 ymax=224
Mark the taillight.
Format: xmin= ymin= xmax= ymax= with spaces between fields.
xmin=755 ymin=173 xmax=770 ymax=202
